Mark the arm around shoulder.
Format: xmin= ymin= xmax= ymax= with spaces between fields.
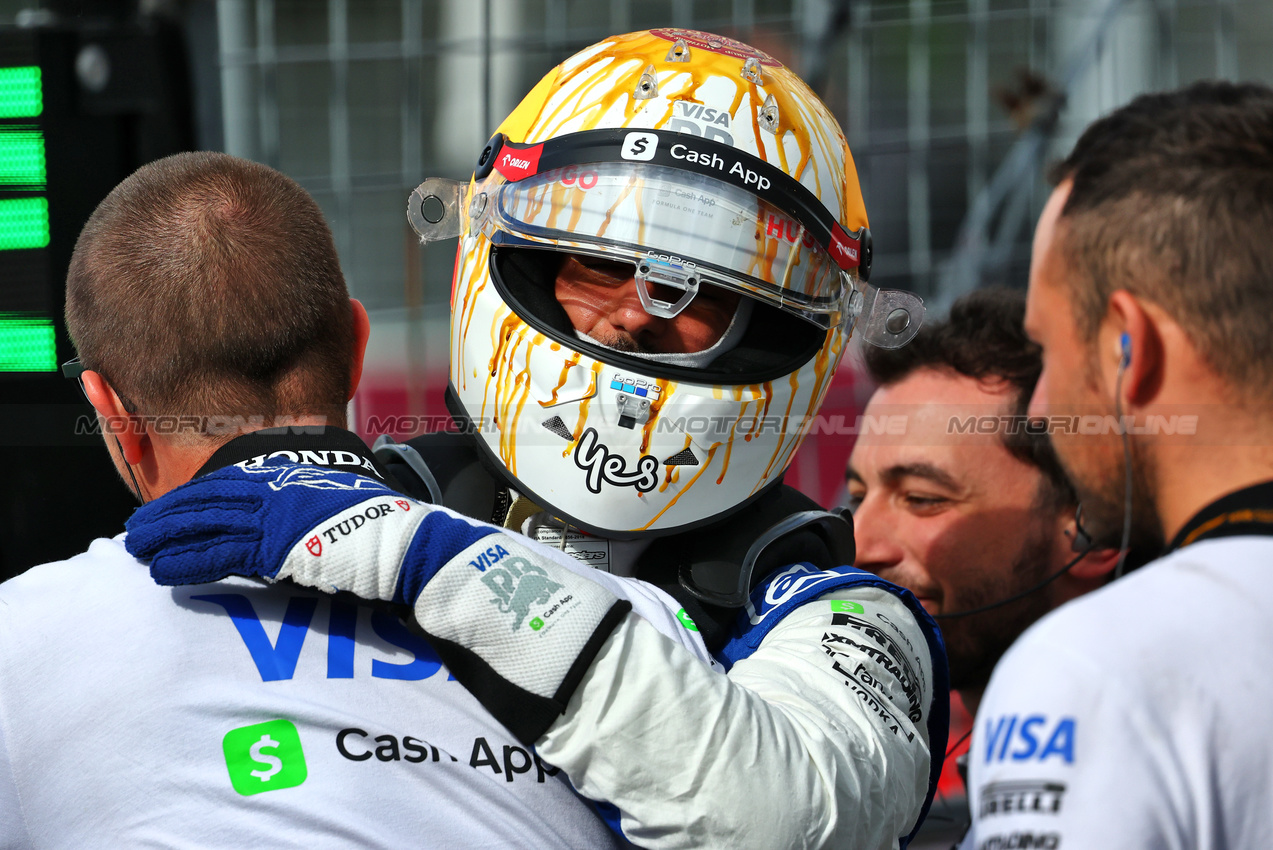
xmin=538 ymin=572 xmax=947 ymax=850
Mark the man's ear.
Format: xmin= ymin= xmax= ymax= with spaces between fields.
xmin=81 ymin=370 xmax=147 ymax=464
xmin=1103 ymin=290 xmax=1164 ymax=407
xmin=1070 ymin=544 xmax=1121 ymax=583
xmin=348 ymin=298 xmax=371 ymax=400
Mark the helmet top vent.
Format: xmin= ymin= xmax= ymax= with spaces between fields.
xmin=665 ymin=39 xmax=691 ymax=63
xmin=760 ymin=94 xmax=779 ymax=134
xmin=634 ymin=65 xmax=659 ymax=100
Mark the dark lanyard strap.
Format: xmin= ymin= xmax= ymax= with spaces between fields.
xmin=1166 ymin=480 xmax=1273 ymax=553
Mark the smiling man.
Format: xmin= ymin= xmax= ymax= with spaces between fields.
xmin=847 ymin=288 xmax=1118 ymax=717
xmin=964 ymin=82 xmax=1273 ymax=848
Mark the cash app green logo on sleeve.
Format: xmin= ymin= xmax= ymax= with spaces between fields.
xmin=223 ymin=719 xmax=308 ymax=796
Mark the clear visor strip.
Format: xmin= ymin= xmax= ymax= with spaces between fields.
xmin=408 ymin=177 xmax=925 ymax=349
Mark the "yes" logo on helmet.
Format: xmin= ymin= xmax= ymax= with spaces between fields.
xmin=573 ymin=428 xmax=659 ymax=494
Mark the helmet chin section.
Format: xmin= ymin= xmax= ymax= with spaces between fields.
xmin=448 ymin=382 xmax=789 ymax=541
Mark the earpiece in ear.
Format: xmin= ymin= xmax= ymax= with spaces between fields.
xmin=1069 ymin=504 xmax=1094 ymax=554
xmin=1119 ymin=332 xmax=1131 ymax=368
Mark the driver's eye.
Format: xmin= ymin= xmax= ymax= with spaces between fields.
xmin=577 ymin=258 xmax=634 ymax=283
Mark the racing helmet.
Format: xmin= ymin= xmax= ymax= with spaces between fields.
xmin=409 ymin=29 xmax=923 ymax=539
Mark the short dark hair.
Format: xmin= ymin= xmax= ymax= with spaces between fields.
xmin=1050 ymin=81 xmax=1273 ymax=402
xmin=65 ymin=152 xmax=354 ymax=433
xmin=863 ymin=287 xmax=1075 ymax=508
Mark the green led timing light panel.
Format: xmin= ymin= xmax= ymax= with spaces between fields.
xmin=0 ymin=313 xmax=55 ymax=372
xmin=0 ymin=128 xmax=47 ymax=188
xmin=0 ymin=66 xmax=42 ymax=118
xmin=0 ymin=63 xmax=52 ymax=372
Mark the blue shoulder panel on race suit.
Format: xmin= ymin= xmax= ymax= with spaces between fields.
xmin=718 ymin=564 xmax=950 ymax=850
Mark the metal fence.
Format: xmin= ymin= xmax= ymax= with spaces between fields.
xmin=0 ymin=0 xmax=1265 ymax=495
xmin=202 ymin=0 xmax=1273 ymax=511
xmin=214 ymin=0 xmax=1273 ymax=318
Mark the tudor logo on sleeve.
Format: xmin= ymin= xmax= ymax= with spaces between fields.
xmin=621 ymin=131 xmax=659 ymax=161
xmin=279 ymin=495 xmax=431 ymax=602
xmin=306 ymin=500 xmax=402 ymax=557
xmin=319 ymin=501 xmax=400 ymax=547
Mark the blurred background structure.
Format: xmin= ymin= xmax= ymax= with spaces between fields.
xmin=201 ymin=0 xmax=1273 ymax=514
xmin=7 ymin=0 xmax=1271 ymax=566
xmin=2 ymin=0 xmax=1272 ymax=838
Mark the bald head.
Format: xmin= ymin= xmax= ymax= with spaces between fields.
xmin=65 ymin=152 xmax=355 ymax=434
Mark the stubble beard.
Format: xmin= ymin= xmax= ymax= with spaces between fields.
xmin=589 ymin=330 xmax=654 ymax=355
xmin=943 ymin=521 xmax=1058 ymax=692
xmin=1050 ymin=392 xmax=1166 ymax=557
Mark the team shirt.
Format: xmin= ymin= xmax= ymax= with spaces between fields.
xmin=2 ymin=429 xmax=945 ymax=849
xmin=965 ymin=482 xmax=1273 ymax=850
xmin=0 ymin=536 xmax=632 ymax=849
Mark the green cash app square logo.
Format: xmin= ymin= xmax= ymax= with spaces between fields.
xmin=223 ymin=719 xmax=308 ymax=796
xmin=675 ymin=608 xmax=699 ymax=632
xmin=830 ymin=600 xmax=864 ymax=614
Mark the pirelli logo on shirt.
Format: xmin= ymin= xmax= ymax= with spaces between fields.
xmin=978 ymin=779 xmax=1067 ymax=818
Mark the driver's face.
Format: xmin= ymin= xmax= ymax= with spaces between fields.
xmin=554 ymin=255 xmax=741 ymax=354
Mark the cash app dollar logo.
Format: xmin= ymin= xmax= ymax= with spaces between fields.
xmin=223 ymin=719 xmax=308 ymax=796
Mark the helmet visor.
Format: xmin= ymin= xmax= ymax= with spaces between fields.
xmin=486 ymin=162 xmax=846 ymax=328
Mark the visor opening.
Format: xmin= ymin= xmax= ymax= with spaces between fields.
xmin=489 ymin=247 xmax=825 ymax=385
